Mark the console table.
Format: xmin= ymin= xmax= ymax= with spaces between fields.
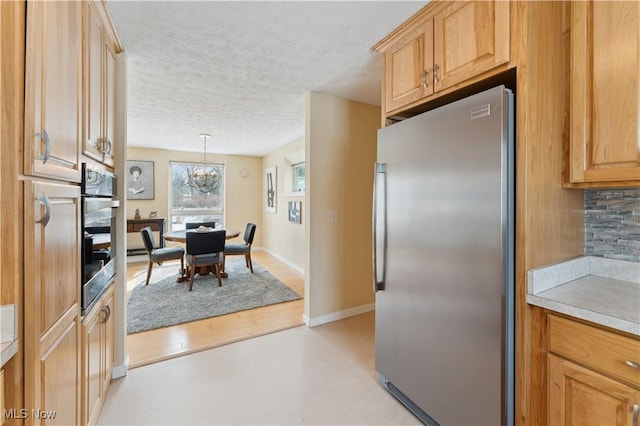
xmin=127 ymin=218 xmax=166 ymax=255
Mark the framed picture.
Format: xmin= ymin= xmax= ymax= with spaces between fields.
xmin=126 ymin=160 xmax=155 ymax=200
xmin=288 ymin=201 xmax=301 ymax=224
xmin=265 ymin=166 xmax=277 ymax=213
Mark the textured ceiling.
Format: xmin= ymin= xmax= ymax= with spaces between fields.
xmin=106 ymin=1 xmax=427 ymax=156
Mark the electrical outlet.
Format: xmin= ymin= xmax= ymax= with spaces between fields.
xmin=326 ymin=210 xmax=337 ymax=223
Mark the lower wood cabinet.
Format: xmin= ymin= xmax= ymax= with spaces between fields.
xmin=549 ymin=354 xmax=640 ymax=425
xmin=24 ymin=180 xmax=82 ymax=426
xmin=1 ymin=369 xmax=4 ymax=426
xmin=82 ymin=285 xmax=114 ymax=426
xmin=547 ymin=314 xmax=640 ymax=425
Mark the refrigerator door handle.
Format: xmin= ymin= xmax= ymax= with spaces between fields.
xmin=373 ymin=163 xmax=387 ymax=292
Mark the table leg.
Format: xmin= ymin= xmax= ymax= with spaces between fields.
xmin=175 ymin=265 xmax=226 ymax=281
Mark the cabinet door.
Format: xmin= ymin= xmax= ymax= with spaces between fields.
xmin=549 ymin=354 xmax=639 ymax=426
xmin=102 ymin=287 xmax=115 ymax=394
xmin=0 ymin=370 xmax=4 ymax=426
xmin=82 ymin=285 xmax=114 ymax=426
xmin=82 ymin=303 xmax=102 ymax=426
xmin=102 ymin=41 xmax=116 ymax=167
xmin=24 ymin=180 xmax=81 ymax=425
xmin=24 ymin=0 xmax=82 ymax=182
xmin=569 ymin=1 xmax=640 ymax=185
xmin=383 ymin=18 xmax=434 ymax=114
xmin=433 ymin=1 xmax=510 ymax=91
xmin=39 ymin=315 xmax=81 ymax=426
xmin=25 ymin=180 xmax=81 ymax=335
xmin=83 ymin=1 xmax=105 ymax=165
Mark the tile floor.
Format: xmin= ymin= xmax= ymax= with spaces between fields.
xmin=97 ymin=312 xmax=420 ymax=425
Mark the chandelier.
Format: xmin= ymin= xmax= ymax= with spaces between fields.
xmin=185 ymin=133 xmax=223 ymax=194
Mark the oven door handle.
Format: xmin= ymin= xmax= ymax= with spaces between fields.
xmin=84 ymin=198 xmax=118 ymax=214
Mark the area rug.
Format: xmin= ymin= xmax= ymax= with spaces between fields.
xmin=127 ymin=259 xmax=302 ymax=334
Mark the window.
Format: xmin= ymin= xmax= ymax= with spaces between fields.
xmin=292 ymin=162 xmax=305 ymax=193
xmin=169 ymin=162 xmax=224 ymax=231
xmin=283 ymin=148 xmax=305 ymax=196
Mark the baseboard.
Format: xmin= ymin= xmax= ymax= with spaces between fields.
xmin=111 ymin=355 xmax=129 ymax=379
xmin=257 ymin=247 xmax=305 ymax=275
xmin=126 ymin=254 xmax=147 ymax=264
xmin=302 ymin=303 xmax=375 ymax=328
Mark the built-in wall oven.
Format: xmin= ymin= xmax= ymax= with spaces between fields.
xmin=81 ymin=163 xmax=119 ymax=315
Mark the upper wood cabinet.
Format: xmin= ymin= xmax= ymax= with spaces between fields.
xmin=24 ymin=0 xmax=83 ymax=182
xmin=83 ymin=1 xmax=117 ymax=168
xmin=374 ymin=0 xmax=510 ymax=116
xmin=104 ymin=42 xmax=116 ymax=167
xmin=84 ymin=1 xmax=104 ymax=165
xmin=382 ymin=19 xmax=434 ymax=113
xmin=568 ymin=1 xmax=640 ymax=187
xmin=433 ymin=1 xmax=510 ymax=92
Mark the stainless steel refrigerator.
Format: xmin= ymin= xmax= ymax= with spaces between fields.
xmin=373 ymin=85 xmax=515 ymax=426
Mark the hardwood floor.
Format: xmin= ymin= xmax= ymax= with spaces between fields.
xmin=126 ymin=250 xmax=304 ymax=368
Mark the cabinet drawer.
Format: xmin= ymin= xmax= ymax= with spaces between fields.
xmin=548 ymin=314 xmax=640 ymax=387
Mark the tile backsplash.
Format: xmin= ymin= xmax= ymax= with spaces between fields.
xmin=584 ymin=188 xmax=640 ymax=262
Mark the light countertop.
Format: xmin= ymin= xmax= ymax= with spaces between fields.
xmin=1 ymin=304 xmax=18 ymax=368
xmin=527 ymin=256 xmax=640 ymax=336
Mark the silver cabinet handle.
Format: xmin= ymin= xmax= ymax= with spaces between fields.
xmin=101 ymin=305 xmax=111 ymax=323
xmin=434 ymin=64 xmax=440 ymax=84
xmin=35 ymin=193 xmax=51 ymax=226
xmin=35 ymin=129 xmax=51 ymax=164
xmin=626 ymin=360 xmax=640 ymax=369
xmin=633 ymin=404 xmax=638 ymax=426
xmin=422 ymin=69 xmax=429 ymax=89
xmin=99 ymin=138 xmax=112 ymax=155
xmin=373 ymin=163 xmax=387 ymax=292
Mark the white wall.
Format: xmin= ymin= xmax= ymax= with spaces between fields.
xmin=304 ymin=92 xmax=380 ymax=325
xmin=261 ymin=137 xmax=306 ymax=271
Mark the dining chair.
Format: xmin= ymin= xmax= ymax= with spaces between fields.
xmin=185 ymin=229 xmax=226 ymax=291
xmin=185 ymin=221 xmax=217 ymax=229
xmin=223 ymin=223 xmax=257 ymax=273
xmin=140 ymin=226 xmax=185 ymax=286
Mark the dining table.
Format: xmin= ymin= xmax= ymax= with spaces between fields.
xmin=163 ymin=227 xmax=240 ymax=243
xmin=163 ymin=227 xmax=241 ymax=281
